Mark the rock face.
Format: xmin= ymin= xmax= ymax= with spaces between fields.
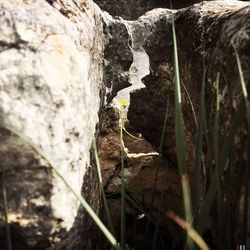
xmin=98 ymin=105 xmax=183 ymax=249
xmin=100 ymin=1 xmax=250 ymax=249
xmin=128 ymin=1 xmax=250 ymax=167
xmin=127 ymin=1 xmax=250 ymax=247
xmin=94 ymin=0 xmax=201 ymax=20
xmin=0 ymin=0 xmax=104 ymax=249
xmin=102 ymin=13 xmax=133 ymax=103
xmin=0 ymin=0 xmax=250 ymax=249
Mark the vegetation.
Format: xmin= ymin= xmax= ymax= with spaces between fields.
xmin=2 ymin=12 xmax=249 ymax=250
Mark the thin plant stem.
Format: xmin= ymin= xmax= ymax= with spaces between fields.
xmin=2 ymin=171 xmax=12 ymax=250
xmin=120 ymin=116 xmax=126 ymax=249
xmin=151 ymin=97 xmax=169 ymax=206
xmin=145 ymin=97 xmax=169 ymax=237
xmin=123 ymin=127 xmax=144 ymax=141
xmin=151 ymin=192 xmax=164 ymax=250
xmin=214 ymin=73 xmax=223 ymax=246
xmin=167 ymin=210 xmax=209 ymax=250
xmin=92 ymin=138 xmax=115 ymax=235
xmin=197 ymin=99 xmax=244 ymax=234
xmin=235 ymin=51 xmax=250 ymax=243
xmin=193 ymin=69 xmax=206 ymax=213
xmin=1 ymin=125 xmax=119 ymax=250
xmin=172 ymin=11 xmax=193 ymax=249
xmin=181 ymin=82 xmax=198 ymax=130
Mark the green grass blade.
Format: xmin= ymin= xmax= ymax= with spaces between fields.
xmin=2 ymin=171 xmax=12 ymax=250
xmin=181 ymin=174 xmax=193 ymax=244
xmin=171 ymin=14 xmax=193 ymax=248
xmin=1 ymin=125 xmax=119 ymax=250
xmin=151 ymin=192 xmax=164 ymax=250
xmin=235 ymin=52 xmax=250 ymax=124
xmin=214 ymin=73 xmax=220 ymax=180
xmin=120 ymin=118 xmax=126 ymax=249
xmin=197 ymin=99 xmax=244 ymax=234
xmin=92 ymin=138 xmax=115 ymax=235
xmin=213 ymin=73 xmax=223 ymax=245
xmin=219 ymin=99 xmax=244 ymax=170
xmin=159 ymin=97 xmax=170 ymax=154
xmin=172 ymin=20 xmax=187 ymax=176
xmin=235 ymin=51 xmax=250 ymax=243
xmin=193 ymin=69 xmax=206 ymax=211
xmin=144 ymin=97 xmax=170 ymax=238
xmin=167 ymin=210 xmax=210 ymax=250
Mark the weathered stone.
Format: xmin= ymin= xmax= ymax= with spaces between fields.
xmin=98 ymin=2 xmax=250 ymax=248
xmin=127 ymin=1 xmax=250 ymax=246
xmin=94 ymin=0 xmax=201 ymax=20
xmin=0 ymin=0 xmax=104 ymax=249
xmin=102 ymin=13 xmax=133 ymax=103
xmin=98 ymin=105 xmax=183 ymax=248
xmin=128 ymin=1 xmax=250 ymax=167
xmin=1 ymin=0 xmax=250 ymax=249
xmin=98 ymin=106 xmax=121 ymax=187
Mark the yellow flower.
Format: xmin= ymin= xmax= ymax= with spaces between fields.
xmin=119 ymin=100 xmax=129 ymax=107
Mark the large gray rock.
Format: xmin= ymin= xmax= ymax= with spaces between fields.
xmin=128 ymin=1 xmax=250 ymax=166
xmin=0 ymin=0 xmax=104 ymax=249
xmin=94 ymin=0 xmax=201 ymax=20
xmin=127 ymin=1 xmax=250 ymax=247
xmin=1 ymin=0 xmax=250 ymax=249
xmin=98 ymin=1 xmax=250 ymax=248
xmin=102 ymin=12 xmax=133 ymax=103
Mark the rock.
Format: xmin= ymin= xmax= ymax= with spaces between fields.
xmin=128 ymin=0 xmax=250 ymax=167
xmin=1 ymin=0 xmax=249 ymax=249
xmin=98 ymin=105 xmax=183 ymax=248
xmin=98 ymin=2 xmax=250 ymax=248
xmin=98 ymin=106 xmax=121 ymax=187
xmin=102 ymin=12 xmax=133 ymax=103
xmin=127 ymin=1 xmax=250 ymax=246
xmin=94 ymin=0 xmax=201 ymax=20
xmin=0 ymin=0 xmax=104 ymax=249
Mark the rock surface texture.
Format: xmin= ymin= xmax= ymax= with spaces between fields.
xmin=127 ymin=1 xmax=250 ymax=247
xmin=128 ymin=1 xmax=250 ymax=165
xmin=0 ymin=0 xmax=104 ymax=249
xmin=94 ymin=0 xmax=201 ymax=20
xmin=0 ymin=0 xmax=250 ymax=249
xmin=98 ymin=106 xmax=182 ymax=248
xmin=100 ymin=1 xmax=250 ymax=249
xmin=102 ymin=12 xmax=133 ymax=103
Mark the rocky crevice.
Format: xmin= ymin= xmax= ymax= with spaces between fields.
xmin=99 ymin=1 xmax=250 ymax=249
xmin=102 ymin=13 xmax=133 ymax=103
xmin=94 ymin=0 xmax=201 ymax=20
xmin=0 ymin=0 xmax=250 ymax=249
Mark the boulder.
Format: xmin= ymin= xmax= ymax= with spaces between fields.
xmin=127 ymin=0 xmax=250 ymax=246
xmin=128 ymin=0 xmax=250 ymax=168
xmin=0 ymin=0 xmax=105 ymax=249
xmin=98 ymin=1 xmax=250 ymax=248
xmin=94 ymin=0 xmax=201 ymax=20
xmin=102 ymin=13 xmax=133 ymax=103
xmin=1 ymin=0 xmax=250 ymax=249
